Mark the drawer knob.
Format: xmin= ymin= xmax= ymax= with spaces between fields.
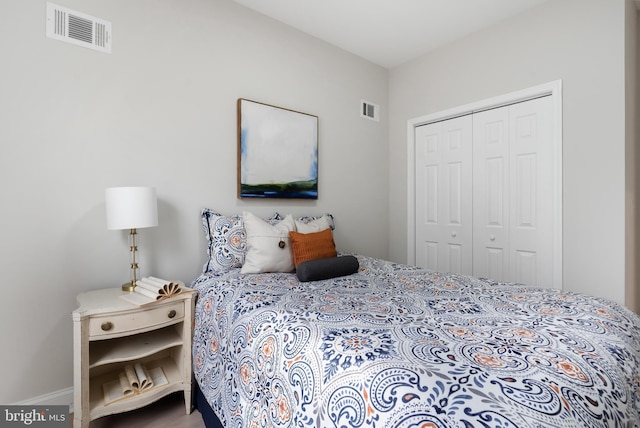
xmin=101 ymin=321 xmax=113 ymax=331
xmin=168 ymin=309 xmax=177 ymax=319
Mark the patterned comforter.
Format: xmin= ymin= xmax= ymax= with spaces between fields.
xmin=192 ymin=255 xmax=640 ymax=427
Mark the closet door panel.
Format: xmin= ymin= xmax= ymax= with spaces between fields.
xmin=509 ymin=96 xmax=554 ymax=286
xmin=487 ymin=248 xmax=505 ymax=281
xmin=415 ymin=123 xmax=442 ymax=272
xmin=473 ymin=108 xmax=510 ymax=282
xmin=415 ymin=115 xmax=472 ymax=274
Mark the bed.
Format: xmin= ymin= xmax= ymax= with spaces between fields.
xmin=191 ymin=210 xmax=640 ymax=427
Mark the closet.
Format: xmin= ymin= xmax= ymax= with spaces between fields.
xmin=414 ymin=95 xmax=558 ymax=288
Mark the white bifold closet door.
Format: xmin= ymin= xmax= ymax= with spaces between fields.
xmin=415 ymin=114 xmax=473 ymax=275
xmin=415 ymin=95 xmax=554 ymax=287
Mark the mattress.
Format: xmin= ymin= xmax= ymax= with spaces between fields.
xmin=192 ymin=254 xmax=640 ymax=427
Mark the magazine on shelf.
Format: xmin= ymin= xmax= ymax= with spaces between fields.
xmin=102 ymin=364 xmax=168 ymax=405
xmin=119 ymin=277 xmax=186 ymax=306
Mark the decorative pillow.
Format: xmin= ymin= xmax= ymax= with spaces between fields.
xmin=296 ymin=255 xmax=359 ymax=282
xmin=241 ymin=211 xmax=296 ymax=274
xmin=200 ymin=208 xmax=281 ymax=274
xmin=295 ymin=213 xmax=335 ymax=232
xmin=289 ymin=228 xmax=337 ymax=268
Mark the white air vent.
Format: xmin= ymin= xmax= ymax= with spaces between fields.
xmin=46 ymin=3 xmax=112 ymax=54
xmin=360 ymin=100 xmax=379 ymax=122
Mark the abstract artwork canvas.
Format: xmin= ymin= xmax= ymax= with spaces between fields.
xmin=238 ymin=99 xmax=318 ymax=199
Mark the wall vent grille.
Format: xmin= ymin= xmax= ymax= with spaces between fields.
xmin=361 ymin=100 xmax=380 ymax=121
xmin=46 ymin=3 xmax=112 ymax=53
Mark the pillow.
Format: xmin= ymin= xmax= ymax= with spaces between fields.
xmin=296 ymin=256 xmax=359 ymax=282
xmin=241 ymin=211 xmax=296 ymax=274
xmin=200 ymin=208 xmax=281 ymax=274
xmin=289 ymin=228 xmax=337 ymax=268
xmin=295 ymin=214 xmax=334 ymax=233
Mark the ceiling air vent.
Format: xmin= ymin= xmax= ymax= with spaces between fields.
xmin=46 ymin=3 xmax=112 ymax=54
xmin=361 ymin=100 xmax=380 ymax=122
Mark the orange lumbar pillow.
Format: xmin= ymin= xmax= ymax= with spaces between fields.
xmin=289 ymin=228 xmax=337 ymax=268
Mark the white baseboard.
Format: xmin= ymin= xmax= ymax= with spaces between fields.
xmin=13 ymin=387 xmax=74 ymax=412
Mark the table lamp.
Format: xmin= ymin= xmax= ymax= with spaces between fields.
xmin=105 ymin=186 xmax=158 ymax=292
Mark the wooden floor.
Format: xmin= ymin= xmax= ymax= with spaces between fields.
xmin=76 ymin=393 xmax=206 ymax=428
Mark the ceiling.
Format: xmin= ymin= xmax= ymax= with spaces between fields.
xmin=233 ymin=0 xmax=550 ymax=69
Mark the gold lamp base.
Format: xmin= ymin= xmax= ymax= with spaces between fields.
xmin=122 ymin=228 xmax=139 ymax=293
xmin=122 ymin=281 xmax=136 ymax=292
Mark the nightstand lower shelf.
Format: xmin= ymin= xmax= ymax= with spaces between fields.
xmin=88 ymin=356 xmax=186 ymax=421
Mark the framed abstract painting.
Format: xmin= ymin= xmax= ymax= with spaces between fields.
xmin=237 ymin=99 xmax=318 ymax=199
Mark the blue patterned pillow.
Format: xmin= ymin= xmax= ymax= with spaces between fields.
xmin=201 ymin=209 xmax=281 ymax=274
xmin=295 ymin=213 xmax=335 ymax=231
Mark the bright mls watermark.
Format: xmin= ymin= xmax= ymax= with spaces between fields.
xmin=0 ymin=406 xmax=68 ymax=427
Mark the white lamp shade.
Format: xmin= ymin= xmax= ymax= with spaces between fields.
xmin=105 ymin=186 xmax=158 ymax=230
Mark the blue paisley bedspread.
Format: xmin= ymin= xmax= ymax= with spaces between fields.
xmin=192 ymin=255 xmax=640 ymax=427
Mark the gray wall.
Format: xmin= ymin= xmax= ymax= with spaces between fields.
xmin=0 ymin=0 xmax=389 ymax=404
xmin=389 ymin=0 xmax=636 ymax=307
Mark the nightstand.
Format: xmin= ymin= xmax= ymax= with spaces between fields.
xmin=72 ymin=287 xmax=195 ymax=428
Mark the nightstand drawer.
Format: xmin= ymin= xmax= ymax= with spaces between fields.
xmin=89 ymin=301 xmax=184 ymax=338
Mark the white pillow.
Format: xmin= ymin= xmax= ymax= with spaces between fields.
xmin=241 ymin=211 xmax=296 ymax=274
xmin=295 ymin=214 xmax=332 ymax=233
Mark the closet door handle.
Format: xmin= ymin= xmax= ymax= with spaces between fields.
xmin=489 ymin=235 xmax=496 ymax=241
xmin=451 ymin=231 xmax=457 ymax=238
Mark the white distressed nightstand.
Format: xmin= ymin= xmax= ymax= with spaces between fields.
xmin=72 ymin=287 xmax=195 ymax=428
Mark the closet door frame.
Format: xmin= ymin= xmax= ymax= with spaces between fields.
xmin=407 ymin=80 xmax=563 ymax=289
